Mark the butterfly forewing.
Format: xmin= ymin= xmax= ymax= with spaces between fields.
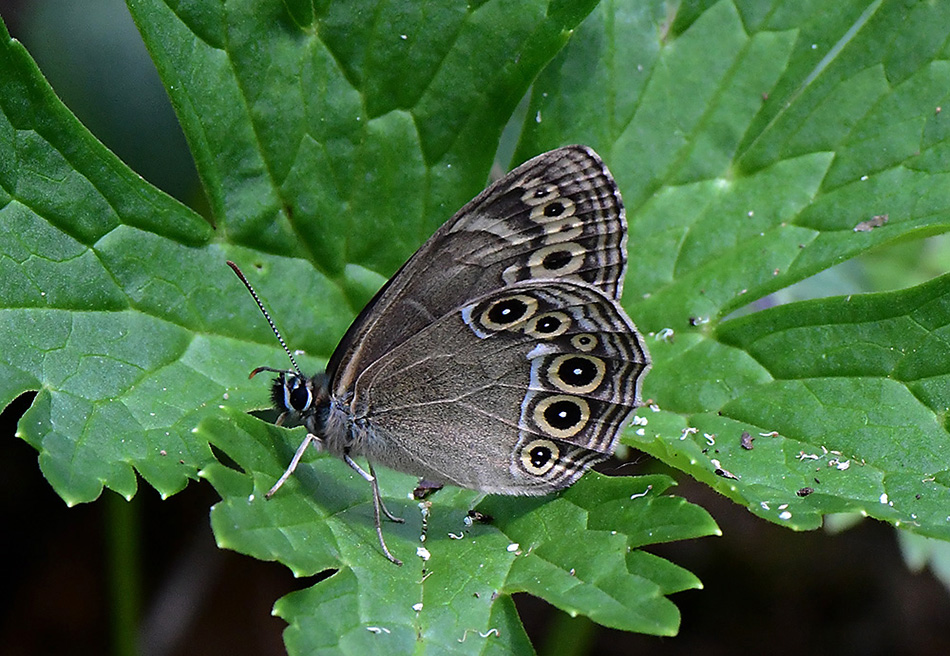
xmin=328 ymin=145 xmax=627 ymax=394
xmin=445 ymin=145 xmax=627 ymax=299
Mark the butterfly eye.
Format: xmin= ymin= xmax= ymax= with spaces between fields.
xmin=286 ymin=376 xmax=313 ymax=412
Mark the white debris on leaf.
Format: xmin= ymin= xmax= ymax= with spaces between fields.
xmin=630 ymin=485 xmax=652 ymax=500
xmin=507 ymin=543 xmax=520 ymax=553
xmin=680 ymin=426 xmax=698 ymax=441
xmin=458 ymin=628 xmax=500 ymax=643
xmin=366 ymin=626 xmax=391 ymax=635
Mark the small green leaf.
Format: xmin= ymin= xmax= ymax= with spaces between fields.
xmin=201 ymin=410 xmax=715 ymax=651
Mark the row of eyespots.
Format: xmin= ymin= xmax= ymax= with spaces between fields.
xmin=528 ymin=354 xmax=608 ymax=442
xmin=478 ymin=295 xmax=604 ymax=349
xmin=520 ymin=179 xmax=577 ymax=220
xmin=520 ymin=180 xmax=586 ymax=250
xmin=477 ymin=291 xmax=607 ymax=476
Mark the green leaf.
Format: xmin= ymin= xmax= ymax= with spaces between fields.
xmin=2 ymin=0 xmax=719 ymax=651
xmin=702 ymin=274 xmax=950 ymax=537
xmin=514 ymin=0 xmax=950 ymax=538
xmin=201 ymin=410 xmax=713 ymax=649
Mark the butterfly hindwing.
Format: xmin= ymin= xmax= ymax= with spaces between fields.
xmin=347 ymin=280 xmax=649 ymax=494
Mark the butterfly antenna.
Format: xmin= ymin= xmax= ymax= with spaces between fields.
xmin=226 ymin=260 xmax=303 ymax=376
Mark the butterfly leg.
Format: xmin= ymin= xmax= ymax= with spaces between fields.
xmin=343 ymin=455 xmax=404 ymax=566
xmin=367 ymin=462 xmax=405 ymax=523
xmin=266 ymin=432 xmax=324 ymax=499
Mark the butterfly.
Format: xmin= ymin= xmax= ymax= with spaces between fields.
xmin=229 ymin=145 xmax=650 ymax=564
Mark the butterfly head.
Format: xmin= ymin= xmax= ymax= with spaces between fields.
xmin=269 ymin=369 xmax=330 ymax=416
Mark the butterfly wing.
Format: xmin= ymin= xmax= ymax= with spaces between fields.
xmin=328 ymin=145 xmax=627 ymax=392
xmin=344 ymin=281 xmax=649 ymax=494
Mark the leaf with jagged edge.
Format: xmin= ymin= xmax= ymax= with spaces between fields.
xmin=1 ymin=0 xmax=719 ymax=652
xmin=517 ymin=0 xmax=950 ymax=540
xmin=200 ymin=410 xmax=716 ymax=652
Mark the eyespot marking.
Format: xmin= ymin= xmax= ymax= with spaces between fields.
xmin=530 ymin=197 xmax=576 ymax=224
xmin=520 ymin=439 xmax=559 ymax=475
xmin=547 ymin=354 xmax=606 ymax=394
xmin=533 ymin=395 xmax=589 ymax=438
xmin=525 ymin=311 xmax=571 ymax=339
xmin=571 ymin=334 xmax=598 ymax=352
xmin=528 ymin=242 xmax=585 ymax=278
xmin=521 ymin=180 xmax=559 ymax=206
xmin=480 ymin=294 xmax=538 ymax=331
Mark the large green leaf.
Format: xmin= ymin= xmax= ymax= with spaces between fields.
xmin=517 ymin=0 xmax=950 ymax=539
xmin=0 ymin=0 xmax=718 ymax=652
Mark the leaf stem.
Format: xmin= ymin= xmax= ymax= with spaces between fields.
xmin=106 ymin=492 xmax=141 ymax=656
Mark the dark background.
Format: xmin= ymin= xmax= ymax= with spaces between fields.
xmin=2 ymin=1 xmax=949 ymax=654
